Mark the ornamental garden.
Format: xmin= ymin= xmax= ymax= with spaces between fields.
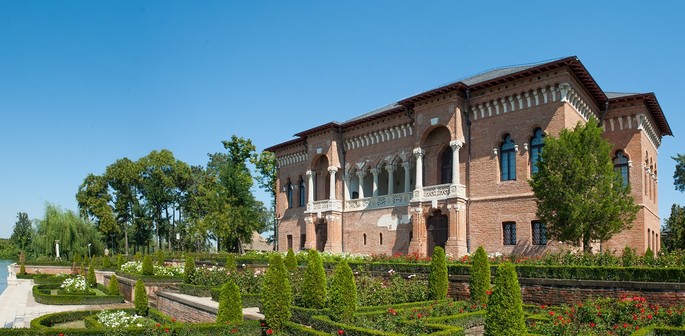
xmin=8 ymin=246 xmax=685 ymax=335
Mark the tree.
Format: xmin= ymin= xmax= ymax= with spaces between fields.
xmin=134 ymin=279 xmax=148 ymax=316
xmin=225 ymin=254 xmax=237 ymax=273
xmin=300 ymin=250 xmax=326 ymax=309
xmin=10 ymin=212 xmax=33 ymax=252
xmin=261 ymin=254 xmax=292 ymax=332
xmin=470 ymin=246 xmax=491 ymax=304
xmin=87 ymin=265 xmax=97 ymax=288
xmin=138 ymin=150 xmax=179 ymax=251
xmin=428 ymin=246 xmax=448 ymax=300
xmin=76 ymin=174 xmax=118 ymax=240
xmin=142 ymin=255 xmax=153 ymax=276
xmin=674 ymin=154 xmax=685 ymax=192
xmin=663 ymin=204 xmax=685 ymax=251
xmin=529 ymin=119 xmax=640 ymax=252
xmin=105 ymin=157 xmax=142 ymax=255
xmin=216 ymin=280 xmax=242 ymax=324
xmin=251 ymin=150 xmax=277 ymax=245
xmin=32 ymin=204 xmax=104 ymax=260
xmin=328 ymin=261 xmax=357 ymax=323
xmin=184 ymin=257 xmax=195 ymax=284
xmin=285 ymin=248 xmax=298 ymax=272
xmin=484 ymin=262 xmax=526 ymax=336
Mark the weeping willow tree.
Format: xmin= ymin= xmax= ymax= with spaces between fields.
xmin=33 ymin=204 xmax=104 ymax=260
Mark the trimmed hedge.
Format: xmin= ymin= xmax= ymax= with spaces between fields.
xmin=114 ymin=270 xmax=183 ymax=283
xmin=208 ymin=287 xmax=261 ymax=308
xmin=180 ymin=283 xmax=214 ymax=297
xmin=284 ymin=321 xmax=332 ymax=336
xmin=32 ymin=284 xmax=124 ymax=305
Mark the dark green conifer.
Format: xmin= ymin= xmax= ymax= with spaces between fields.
xmin=301 ymin=249 xmax=326 ymax=308
xmin=428 ymin=246 xmax=448 ymax=300
xmin=470 ymin=246 xmax=491 ymax=304
xmin=285 ymin=248 xmax=298 ymax=272
xmin=142 ymin=255 xmax=154 ymax=276
xmin=108 ymin=275 xmax=120 ymax=295
xmin=261 ymin=254 xmax=292 ymax=332
xmin=134 ymin=279 xmax=148 ymax=316
xmin=484 ymin=262 xmax=525 ymax=336
xmin=216 ymin=280 xmax=243 ymax=324
xmin=328 ymin=260 xmax=357 ymax=322
xmin=184 ymin=257 xmax=195 ymax=284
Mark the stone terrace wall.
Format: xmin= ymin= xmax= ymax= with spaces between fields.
xmin=156 ymin=291 xmax=217 ymax=323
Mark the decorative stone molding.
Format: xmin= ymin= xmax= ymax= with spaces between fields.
xmin=344 ymin=122 xmax=414 ymax=151
xmin=276 ymin=151 xmax=308 ymax=167
xmin=412 ymin=183 xmax=466 ymax=202
xmin=637 ymin=114 xmax=661 ymax=150
xmin=470 ymin=84 xmax=598 ymax=123
xmin=345 ymin=192 xmax=412 ymax=212
xmin=306 ymin=200 xmax=343 ymax=213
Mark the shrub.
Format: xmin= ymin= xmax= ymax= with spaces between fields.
xmin=80 ymin=262 xmax=86 ymax=276
xmin=470 ymin=246 xmax=491 ymax=304
xmin=184 ymin=257 xmax=195 ymax=284
xmin=117 ymin=254 xmax=125 ymax=270
xmin=328 ymin=260 xmax=357 ymax=323
xmin=300 ymin=250 xmax=326 ymax=309
xmin=428 ymin=246 xmax=448 ymax=300
xmin=261 ymin=254 xmax=292 ymax=332
xmin=156 ymin=249 xmax=165 ymax=267
xmin=134 ymin=252 xmax=142 ymax=262
xmin=285 ymin=248 xmax=298 ymax=272
xmin=87 ymin=265 xmax=97 ymax=288
xmin=216 ymin=280 xmax=242 ymax=324
xmin=225 ymin=254 xmax=237 ymax=273
xmin=134 ymin=279 xmax=148 ymax=316
xmin=74 ymin=254 xmax=82 ymax=263
xmin=19 ymin=262 xmax=25 ymax=275
xmin=71 ymin=262 xmax=78 ymax=275
xmin=622 ymin=246 xmax=636 ymax=267
xmin=108 ymin=275 xmax=120 ymax=295
xmin=484 ymin=262 xmax=525 ymax=336
xmin=644 ymin=247 xmax=655 ymax=266
xmin=142 ymin=255 xmax=153 ymax=276
xmin=102 ymin=255 xmax=111 ymax=268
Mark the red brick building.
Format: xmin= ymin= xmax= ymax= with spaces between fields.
xmin=266 ymin=56 xmax=672 ymax=257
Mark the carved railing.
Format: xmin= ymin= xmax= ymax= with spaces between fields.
xmin=306 ymin=199 xmax=343 ymax=213
xmin=344 ymin=192 xmax=412 ymax=212
xmin=412 ymin=183 xmax=466 ymax=201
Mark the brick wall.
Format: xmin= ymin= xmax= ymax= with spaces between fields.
xmin=156 ymin=291 xmax=217 ymax=323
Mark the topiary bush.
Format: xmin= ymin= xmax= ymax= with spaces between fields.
xmin=134 ymin=252 xmax=142 ymax=262
xmin=300 ymin=249 xmax=326 ymax=309
xmin=19 ymin=262 xmax=26 ymax=275
xmin=225 ymin=254 xmax=237 ymax=274
xmin=102 ymin=255 xmax=111 ymax=268
xmin=261 ymin=254 xmax=292 ymax=332
xmin=470 ymin=246 xmax=491 ymax=304
xmin=644 ymin=247 xmax=655 ymax=266
xmin=80 ymin=262 xmax=86 ymax=276
xmin=428 ymin=246 xmax=448 ymax=300
xmin=156 ymin=249 xmax=165 ymax=267
xmin=142 ymin=255 xmax=154 ymax=276
xmin=184 ymin=257 xmax=195 ymax=284
xmin=86 ymin=265 xmax=97 ymax=288
xmin=285 ymin=248 xmax=298 ymax=272
xmin=134 ymin=279 xmax=148 ymax=316
xmin=108 ymin=275 xmax=120 ymax=295
xmin=622 ymin=246 xmax=636 ymax=267
xmin=117 ymin=254 xmax=125 ymax=270
xmin=216 ymin=279 xmax=242 ymax=324
xmin=484 ymin=262 xmax=525 ymax=336
xmin=328 ymin=260 xmax=357 ymax=323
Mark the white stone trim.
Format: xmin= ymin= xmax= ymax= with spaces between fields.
xmin=276 ymin=151 xmax=308 ymax=168
xmin=470 ymin=85 xmax=571 ymax=121
xmin=344 ymin=122 xmax=414 ymax=151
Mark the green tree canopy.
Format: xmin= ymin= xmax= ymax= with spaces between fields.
xmin=10 ymin=212 xmax=33 ymax=252
xmin=674 ymin=154 xmax=685 ymax=192
xmin=529 ymin=119 xmax=640 ymax=252
xmin=33 ymin=204 xmax=104 ymax=260
xmin=663 ymin=204 xmax=685 ymax=251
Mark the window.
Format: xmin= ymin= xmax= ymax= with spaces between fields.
xmin=613 ymin=151 xmax=629 ymax=187
xmin=299 ymin=179 xmax=306 ymax=206
xmin=532 ymin=221 xmax=547 ymax=245
xmin=300 ymin=234 xmax=306 ymax=250
xmin=503 ymin=222 xmax=516 ymax=245
xmin=286 ymin=180 xmax=293 ymax=208
xmin=500 ymin=135 xmax=516 ymax=181
xmin=287 ymin=235 xmax=293 ymax=250
xmin=379 ymin=233 xmax=383 ymax=245
xmin=363 ymin=234 xmax=367 ymax=245
xmin=440 ymin=147 xmax=453 ymax=184
xmin=530 ymin=128 xmax=544 ymax=174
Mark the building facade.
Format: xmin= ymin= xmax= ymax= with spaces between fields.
xmin=266 ymin=57 xmax=672 ymax=257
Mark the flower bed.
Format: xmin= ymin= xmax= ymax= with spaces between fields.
xmin=32 ymin=284 xmax=124 ymax=305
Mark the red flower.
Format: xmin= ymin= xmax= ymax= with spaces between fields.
xmin=266 ymin=329 xmax=273 ymax=335
xmin=155 ymin=323 xmax=161 ymax=327
xmin=231 ymin=328 xmax=238 ymax=333
xmin=590 ymin=322 xmax=596 ymax=328
xmin=486 ymin=290 xmax=492 ymax=296
xmin=417 ymin=313 xmax=423 ymax=319
xmin=171 ymin=318 xmax=176 ymax=323
xmin=59 ymin=334 xmax=64 ymax=336
xmin=261 ymin=322 xmax=266 ymax=327
xmin=623 ymin=323 xmax=628 ymax=328
xmin=338 ymin=330 xmax=345 ymax=335
xmin=549 ymin=311 xmax=555 ymax=316
xmin=165 ymin=328 xmax=169 ymax=333
xmin=648 ymin=314 xmax=653 ymax=319
xmin=540 ymin=305 xmax=546 ymax=309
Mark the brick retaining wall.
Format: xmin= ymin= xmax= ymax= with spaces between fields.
xmin=156 ymin=291 xmax=217 ymax=323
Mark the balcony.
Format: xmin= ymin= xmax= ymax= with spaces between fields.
xmin=412 ymin=183 xmax=466 ymax=201
xmin=344 ymin=192 xmax=412 ymax=212
xmin=306 ymin=199 xmax=343 ymax=214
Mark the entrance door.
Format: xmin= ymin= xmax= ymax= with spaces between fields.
xmin=315 ymin=223 xmax=328 ymax=252
xmin=427 ymin=213 xmax=448 ymax=256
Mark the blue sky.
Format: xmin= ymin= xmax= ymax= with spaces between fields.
xmin=0 ymin=1 xmax=683 ymax=239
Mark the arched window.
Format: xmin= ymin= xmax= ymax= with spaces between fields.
xmin=379 ymin=233 xmax=383 ymax=245
xmin=286 ymin=180 xmax=293 ymax=209
xmin=613 ymin=150 xmax=629 ymax=187
xmin=299 ymin=178 xmax=306 ymax=206
xmin=530 ymin=128 xmax=544 ymax=175
xmin=363 ymin=233 xmax=367 ymax=245
xmin=500 ymin=135 xmax=516 ymax=181
xmin=440 ymin=147 xmax=453 ymax=184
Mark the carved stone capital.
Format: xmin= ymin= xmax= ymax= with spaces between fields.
xmin=328 ymin=166 xmax=338 ymax=174
xmin=449 ymin=140 xmax=464 ymax=150
xmin=370 ymin=168 xmax=380 ymax=175
xmin=385 ymin=164 xmax=397 ymax=173
xmin=412 ymin=147 xmax=424 ymax=157
xmin=306 ymin=170 xmax=313 ymax=178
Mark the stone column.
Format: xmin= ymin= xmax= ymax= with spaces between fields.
xmin=306 ymin=170 xmax=315 ymax=206
xmin=356 ymin=171 xmax=366 ymax=198
xmin=402 ymin=162 xmax=411 ymax=192
xmin=386 ymin=164 xmax=396 ymax=195
xmin=304 ymin=216 xmax=316 ymax=250
xmin=408 ymin=207 xmax=427 ymax=256
xmin=328 ymin=166 xmax=338 ymax=200
xmin=343 ymin=173 xmax=350 ymax=200
xmin=324 ymin=214 xmax=342 ymax=253
xmin=371 ymin=168 xmax=380 ymax=197
xmin=413 ymin=148 xmax=424 ymax=189
xmin=449 ymin=140 xmax=463 ymax=185
xmin=444 ymin=203 xmax=468 ymax=258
